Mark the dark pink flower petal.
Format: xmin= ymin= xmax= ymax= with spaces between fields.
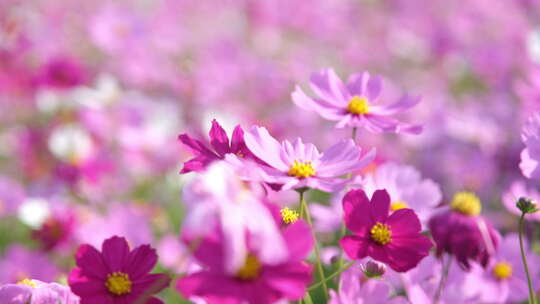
xmin=125 ymin=244 xmax=157 ymax=280
xmin=386 ymin=235 xmax=432 ymax=272
xmin=75 ymin=244 xmax=108 ymax=279
xmin=101 ymin=236 xmax=130 ymax=272
xmin=282 ymin=221 xmax=313 ymax=262
xmin=177 ymin=272 xmax=243 ymax=304
xmin=209 ymin=119 xmax=230 ymax=157
xmin=80 ymin=294 xmax=113 ymax=304
xmin=230 ymin=125 xmax=245 ymax=153
xmin=178 ymin=133 xmax=216 ymax=157
xmin=180 ymin=157 xmax=213 ymax=173
xmin=340 ymin=235 xmax=369 ymax=260
xmin=263 ymin=263 xmax=312 ymax=300
xmin=132 ymin=273 xmax=171 ymax=296
xmin=68 ymin=267 xmax=107 ymax=296
xmin=342 ymin=189 xmax=373 ymax=234
xmin=144 ymin=297 xmax=165 ymax=304
xmin=386 ymin=209 xmax=422 ymax=237
xmin=371 ymin=189 xmax=391 ymax=223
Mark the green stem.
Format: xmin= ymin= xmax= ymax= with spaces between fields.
xmin=308 ymin=261 xmax=355 ymax=291
xmin=303 ymin=293 xmax=314 ymax=304
xmin=519 ymin=213 xmax=537 ymax=304
xmin=433 ymin=255 xmax=451 ymax=304
xmin=299 ymin=190 xmax=306 ymax=218
xmin=299 ymin=189 xmax=329 ymax=301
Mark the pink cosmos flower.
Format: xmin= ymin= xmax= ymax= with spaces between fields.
xmin=520 ymin=113 xmax=540 ymax=179
xmin=461 ymin=233 xmax=540 ymax=303
xmin=0 ymin=279 xmax=80 ymax=304
xmin=292 ymin=68 xmax=422 ymax=133
xmin=242 ymin=126 xmax=375 ymax=192
xmin=428 ymin=192 xmax=500 ymax=270
xmin=179 ymin=119 xmax=253 ymax=173
xmin=68 ymin=236 xmax=170 ymax=304
xmin=177 ymin=221 xmax=313 ymax=304
xmin=339 ymin=189 xmax=432 ymax=272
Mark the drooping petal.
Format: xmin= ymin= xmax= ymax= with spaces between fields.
xmin=209 ymin=119 xmax=230 ymax=157
xmin=244 ymin=126 xmax=289 ymax=171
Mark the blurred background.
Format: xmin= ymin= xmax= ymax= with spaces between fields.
xmin=1 ymin=0 xmax=540 ymax=302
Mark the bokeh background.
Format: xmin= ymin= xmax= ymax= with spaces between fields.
xmin=1 ymin=0 xmax=540 ymax=302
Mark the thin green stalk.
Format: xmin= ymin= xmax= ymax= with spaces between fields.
xmin=519 ymin=213 xmax=537 ymax=304
xmin=303 ymin=293 xmax=314 ymax=304
xmin=309 ymin=261 xmax=355 ymax=291
xmin=299 ymin=190 xmax=329 ymax=301
xmin=299 ymin=190 xmax=306 ymax=218
xmin=433 ymin=255 xmax=451 ymax=304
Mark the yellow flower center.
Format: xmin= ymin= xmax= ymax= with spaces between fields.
xmin=347 ymin=96 xmax=370 ymax=115
xmin=450 ymin=191 xmax=481 ymax=216
xmin=370 ymin=222 xmax=392 ymax=245
xmin=280 ymin=207 xmax=299 ymax=224
xmin=17 ymin=278 xmax=36 ymax=288
xmin=492 ymin=262 xmax=512 ymax=280
xmin=288 ymin=161 xmax=316 ymax=178
xmin=236 ymin=254 xmax=261 ymax=280
xmin=105 ymin=272 xmax=132 ymax=295
xmin=390 ymin=201 xmax=409 ymax=211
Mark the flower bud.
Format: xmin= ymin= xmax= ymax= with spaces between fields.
xmin=516 ymin=197 xmax=539 ymax=214
xmin=361 ymin=260 xmax=386 ymax=278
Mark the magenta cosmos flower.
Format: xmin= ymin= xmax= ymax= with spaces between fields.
xmin=178 ymin=119 xmax=253 ymax=173
xmin=428 ymin=192 xmax=500 ymax=270
xmin=292 ymin=68 xmax=422 ymax=133
xmin=520 ymin=113 xmax=540 ymax=179
xmin=339 ymin=189 xmax=432 ymax=272
xmin=242 ymin=126 xmax=375 ymax=192
xmin=177 ymin=221 xmax=313 ymax=304
xmin=0 ymin=279 xmax=80 ymax=304
xmin=68 ymin=236 xmax=170 ymax=304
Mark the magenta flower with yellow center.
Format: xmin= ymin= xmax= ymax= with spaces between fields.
xmin=243 ymin=126 xmax=375 ymax=192
xmin=339 ymin=189 xmax=432 ymax=272
xmin=68 ymin=236 xmax=170 ymax=304
xmin=292 ymin=68 xmax=422 ymax=133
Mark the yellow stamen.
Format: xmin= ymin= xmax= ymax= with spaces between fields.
xmin=370 ymin=222 xmax=392 ymax=245
xmin=492 ymin=262 xmax=512 ymax=280
xmin=347 ymin=96 xmax=370 ymax=115
xmin=390 ymin=201 xmax=409 ymax=211
xmin=236 ymin=254 xmax=261 ymax=280
xmin=280 ymin=207 xmax=299 ymax=224
xmin=105 ymin=272 xmax=132 ymax=295
xmin=288 ymin=160 xmax=316 ymax=178
xmin=450 ymin=191 xmax=481 ymax=216
xmin=17 ymin=278 xmax=36 ymax=288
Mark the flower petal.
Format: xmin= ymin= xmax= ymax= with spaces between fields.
xmin=209 ymin=119 xmax=230 ymax=157
xmin=244 ymin=126 xmax=288 ymax=171
xmin=101 ymin=236 xmax=130 ymax=272
xmin=342 ymin=189 xmax=374 ymax=234
xmin=386 ymin=209 xmax=422 ymax=237
xmin=125 ymin=244 xmax=158 ymax=280
xmin=371 ymin=189 xmax=391 ymax=223
xmin=309 ymin=68 xmax=349 ymax=106
xmin=340 ymin=235 xmax=369 ymax=260
xmin=292 ymin=86 xmax=344 ymax=121
xmin=75 ymin=244 xmax=108 ymax=279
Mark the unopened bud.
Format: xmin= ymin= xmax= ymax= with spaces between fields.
xmin=361 ymin=260 xmax=386 ymax=279
xmin=516 ymin=197 xmax=539 ymax=214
